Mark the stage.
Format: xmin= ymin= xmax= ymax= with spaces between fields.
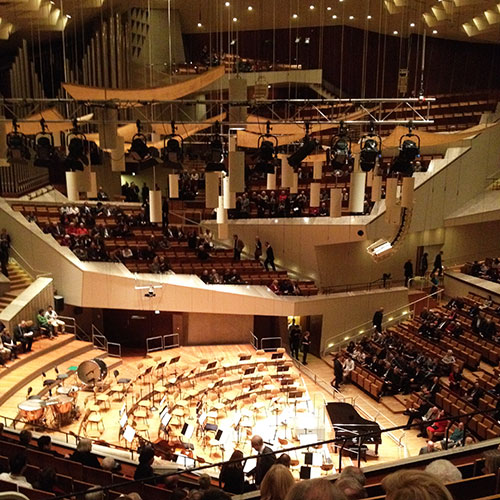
xmin=0 ymin=340 xmax=424 ymax=477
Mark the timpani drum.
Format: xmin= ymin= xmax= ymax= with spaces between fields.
xmin=18 ymin=399 xmax=46 ymax=422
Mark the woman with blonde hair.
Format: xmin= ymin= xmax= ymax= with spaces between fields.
xmin=260 ymin=464 xmax=294 ymax=500
xmin=382 ymin=470 xmax=452 ymax=500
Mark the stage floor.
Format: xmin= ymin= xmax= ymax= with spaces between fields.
xmin=0 ymin=342 xmax=427 ymax=477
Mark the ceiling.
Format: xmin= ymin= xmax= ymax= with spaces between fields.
xmin=0 ymin=0 xmax=499 ymax=43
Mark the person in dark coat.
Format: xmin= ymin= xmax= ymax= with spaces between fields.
xmin=219 ymin=450 xmax=245 ymax=494
xmin=134 ymin=446 xmax=157 ymax=483
xmin=332 ymin=355 xmax=344 ymax=390
xmin=420 ymin=252 xmax=428 ymax=276
xmin=289 ymin=326 xmax=301 ymax=360
xmin=404 ymin=259 xmax=414 ymax=287
xmin=248 ymin=435 xmax=275 ymax=486
xmin=264 ymin=242 xmax=276 ymax=271
xmin=372 ymin=307 xmax=384 ymax=334
xmin=432 ymin=251 xmax=443 ymax=275
xmin=70 ymin=438 xmax=101 ymax=468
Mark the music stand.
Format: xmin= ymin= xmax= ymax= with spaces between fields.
xmin=169 ymin=356 xmax=181 ymax=375
xmin=206 ymin=361 xmax=217 ymax=370
xmin=239 ymin=354 xmax=252 ymax=362
xmin=277 ymin=365 xmax=290 ymax=373
xmin=272 ymin=352 xmax=284 ymax=360
xmin=157 ymin=360 xmax=167 ymax=380
xmin=181 ymin=422 xmax=195 ymax=440
xmin=281 ymin=378 xmax=293 ymax=386
xmin=300 ymin=466 xmax=311 ymax=479
xmin=304 ymin=452 xmax=313 ymax=465
xmin=244 ymin=367 xmax=256 ymax=376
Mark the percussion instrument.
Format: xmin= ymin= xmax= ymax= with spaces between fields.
xmin=18 ymin=399 xmax=46 ymax=422
xmin=57 ymin=385 xmax=79 ymax=397
xmin=77 ymin=358 xmax=108 ymax=386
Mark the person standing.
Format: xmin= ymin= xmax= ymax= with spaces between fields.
xmin=404 ymin=259 xmax=414 ymax=287
xmin=233 ymin=234 xmax=245 ymax=261
xmin=254 ymin=236 xmax=263 ymax=261
xmin=430 ymin=273 xmax=439 ymax=295
xmin=0 ymin=228 xmax=10 ymax=277
xmin=432 ymin=251 xmax=443 ymax=276
xmin=264 ymin=242 xmax=276 ymax=271
xmin=290 ymin=326 xmax=301 ymax=360
xmin=248 ymin=435 xmax=276 ymax=487
xmin=141 ymin=182 xmax=149 ymax=203
xmin=372 ymin=307 xmax=384 ymax=334
xmin=332 ymin=354 xmax=344 ymax=390
xmin=301 ymin=331 xmax=311 ymax=365
xmin=420 ymin=252 xmax=428 ymax=276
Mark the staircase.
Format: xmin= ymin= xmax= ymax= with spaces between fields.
xmin=0 ymin=261 xmax=33 ymax=311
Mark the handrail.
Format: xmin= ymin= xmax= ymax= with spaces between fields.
xmin=322 ymin=287 xmax=444 ymax=355
xmin=43 ymin=406 xmax=500 ymax=500
xmin=9 ymin=245 xmax=52 ymax=279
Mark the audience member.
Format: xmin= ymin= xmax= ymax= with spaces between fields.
xmin=285 ymin=478 xmax=346 ymax=500
xmin=219 ymin=450 xmax=245 ymax=494
xmin=14 ymin=321 xmax=34 ymax=352
xmin=0 ymin=454 xmax=32 ymax=488
xmin=424 ymin=459 xmax=462 ymax=483
xmin=71 ymin=438 xmax=101 ymax=468
xmin=248 ymin=435 xmax=276 ymax=486
xmin=335 ymin=477 xmax=367 ymax=500
xmin=134 ymin=446 xmax=156 ymax=483
xmin=382 ymin=470 xmax=452 ymax=500
xmin=260 ymin=465 xmax=294 ymax=500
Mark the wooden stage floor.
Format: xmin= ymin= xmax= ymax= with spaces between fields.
xmin=0 ymin=342 xmax=429 ymax=477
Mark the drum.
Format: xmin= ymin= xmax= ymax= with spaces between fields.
xmin=53 ymin=395 xmax=73 ymax=414
xmin=57 ymin=385 xmax=79 ymax=397
xmin=18 ymin=399 xmax=45 ymax=422
xmin=77 ymin=359 xmax=108 ymax=386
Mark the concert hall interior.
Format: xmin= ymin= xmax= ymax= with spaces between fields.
xmin=0 ymin=0 xmax=499 ymax=499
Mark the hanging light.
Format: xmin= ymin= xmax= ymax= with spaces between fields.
xmin=34 ymin=119 xmax=57 ymax=168
xmin=162 ymin=121 xmax=184 ymax=170
xmin=127 ymin=120 xmax=158 ymax=169
xmin=6 ymin=119 xmax=30 ymax=161
xmin=391 ymin=121 xmax=420 ymax=177
xmin=287 ymin=123 xmax=319 ymax=169
xmin=64 ymin=119 xmax=88 ymax=172
xmin=359 ymin=121 xmax=382 ymax=172
xmin=205 ymin=121 xmax=227 ymax=172
xmin=327 ymin=121 xmax=352 ymax=178
xmin=255 ymin=121 xmax=279 ymax=174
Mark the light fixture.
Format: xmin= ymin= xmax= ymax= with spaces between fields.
xmin=162 ymin=121 xmax=184 ymax=171
xmin=34 ymin=119 xmax=57 ymax=168
xmin=367 ymin=15 xmax=372 ymax=19
xmin=225 ymin=1 xmax=230 ymax=6
xmin=327 ymin=6 xmax=332 ymax=10
xmin=305 ymin=37 xmax=311 ymax=44
xmin=292 ymin=13 xmax=298 ymax=19
xmin=255 ymin=121 xmax=279 ymax=174
xmin=64 ymin=119 xmax=88 ymax=171
xmin=232 ymin=17 xmax=238 ymax=21
xmin=288 ymin=123 xmax=319 ymax=169
xmin=349 ymin=15 xmax=354 ymax=19
xmin=6 ymin=119 xmax=30 ymax=162
xmin=332 ymin=14 xmax=337 ymax=19
xmin=295 ymin=36 xmax=301 ymax=43
xmin=432 ymin=29 xmax=438 ymax=34
xmin=359 ymin=121 xmax=382 ymax=172
xmin=310 ymin=4 xmax=315 ymax=9
xmin=367 ymin=239 xmax=394 ymax=260
xmin=393 ymin=30 xmax=398 ymax=34
xmin=197 ymin=22 xmax=203 ymax=27
xmin=390 ymin=122 xmax=420 ymax=177
xmin=205 ymin=122 xmax=226 ymax=172
xmin=126 ymin=120 xmax=158 ymax=170
xmin=247 ymin=5 xmax=253 ymax=10
xmin=327 ymin=121 xmax=352 ymax=177
xmin=66 ymin=14 xmax=71 ymax=19
xmin=410 ymin=22 xmax=415 ymax=27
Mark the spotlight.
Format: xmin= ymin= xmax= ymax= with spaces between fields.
xmin=255 ymin=121 xmax=278 ymax=174
xmin=127 ymin=120 xmax=158 ymax=169
xmin=6 ymin=119 xmax=30 ymax=161
xmin=327 ymin=121 xmax=352 ymax=177
xmin=205 ymin=121 xmax=226 ymax=172
xmin=391 ymin=122 xmax=420 ymax=177
xmin=359 ymin=121 xmax=382 ymax=172
xmin=162 ymin=121 xmax=184 ymax=170
xmin=64 ymin=120 xmax=88 ymax=171
xmin=287 ymin=123 xmax=319 ymax=169
xmin=34 ymin=119 xmax=57 ymax=168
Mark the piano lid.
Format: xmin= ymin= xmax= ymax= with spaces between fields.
xmin=326 ymin=402 xmax=382 ymax=443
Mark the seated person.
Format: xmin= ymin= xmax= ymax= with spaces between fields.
xmin=465 ymin=381 xmax=484 ymax=407
xmin=1 ymin=330 xmax=20 ymax=358
xmin=14 ymin=320 xmax=34 ymax=352
xmin=440 ymin=422 xmax=464 ymax=449
xmin=427 ymin=410 xmax=448 ymax=441
xmin=441 ymin=350 xmax=456 ymax=371
xmin=0 ymin=336 xmax=12 ymax=365
xmin=0 ymin=454 xmax=32 ymax=488
xmin=37 ymin=309 xmax=55 ymax=338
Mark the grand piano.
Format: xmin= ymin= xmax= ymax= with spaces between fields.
xmin=326 ymin=402 xmax=382 ymax=466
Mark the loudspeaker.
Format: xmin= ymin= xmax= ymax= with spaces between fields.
xmin=54 ymin=295 xmax=64 ymax=313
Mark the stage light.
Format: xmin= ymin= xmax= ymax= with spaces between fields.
xmin=327 ymin=121 xmax=352 ymax=177
xmin=6 ymin=119 xmax=30 ymax=161
xmin=367 ymin=239 xmax=394 ymax=260
xmin=288 ymin=124 xmax=319 ymax=169
xmin=254 ymin=121 xmax=279 ymax=174
xmin=359 ymin=121 xmax=382 ymax=172
xmin=64 ymin=120 xmax=88 ymax=171
xmin=391 ymin=122 xmax=420 ymax=177
xmin=34 ymin=119 xmax=57 ymax=168
xmin=127 ymin=120 xmax=158 ymax=169
xmin=162 ymin=121 xmax=184 ymax=170
xmin=205 ymin=122 xmax=226 ymax=172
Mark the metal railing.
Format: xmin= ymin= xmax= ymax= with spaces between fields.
xmin=250 ymin=330 xmax=258 ymax=350
xmin=260 ymin=336 xmax=282 ymax=351
xmin=146 ymin=333 xmax=180 ymax=352
xmin=322 ymin=288 xmax=444 ymax=355
xmin=59 ymin=315 xmax=92 ymax=342
xmin=107 ymin=342 xmax=122 ymax=358
xmin=9 ymin=245 xmax=52 ymax=280
xmin=146 ymin=335 xmax=163 ymax=353
xmin=163 ymin=333 xmax=180 ymax=349
xmin=91 ymin=324 xmax=122 ymax=358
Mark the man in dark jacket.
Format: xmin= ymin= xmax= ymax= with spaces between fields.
xmin=404 ymin=259 xmax=414 ymax=287
xmin=248 ymin=435 xmax=275 ymax=486
xmin=264 ymin=242 xmax=276 ymax=271
xmin=372 ymin=307 xmax=384 ymax=333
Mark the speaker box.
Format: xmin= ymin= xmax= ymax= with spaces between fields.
xmin=54 ymin=295 xmax=64 ymax=313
